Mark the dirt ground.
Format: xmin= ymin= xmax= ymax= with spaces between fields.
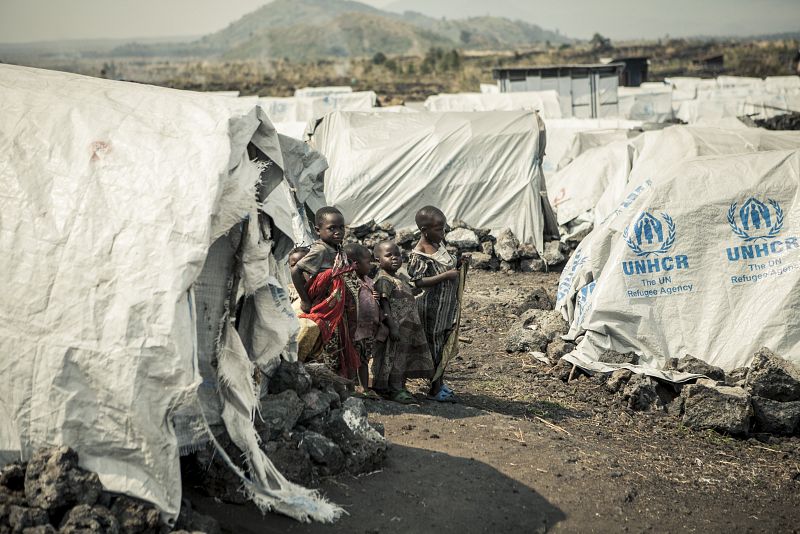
xmin=189 ymin=270 xmax=800 ymax=533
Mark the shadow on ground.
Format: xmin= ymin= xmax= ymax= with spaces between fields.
xmin=186 ymin=443 xmax=565 ymax=534
xmin=454 ymin=391 xmax=587 ymax=423
xmin=361 ymin=388 xmax=587 ymax=425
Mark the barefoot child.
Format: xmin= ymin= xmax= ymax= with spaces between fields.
xmin=291 ymin=207 xmax=360 ymax=378
xmin=343 ymin=242 xmax=383 ymax=400
xmin=372 ymin=240 xmax=433 ymax=404
xmin=408 ymin=206 xmax=466 ymax=402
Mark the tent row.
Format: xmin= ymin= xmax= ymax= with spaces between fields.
xmin=306 ymin=110 xmax=558 ymax=252
xmin=0 ymin=70 xmax=570 ymax=525
xmin=425 ymin=75 xmax=800 ymax=126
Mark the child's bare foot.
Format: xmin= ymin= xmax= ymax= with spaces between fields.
xmin=354 ymin=385 xmax=381 ymax=400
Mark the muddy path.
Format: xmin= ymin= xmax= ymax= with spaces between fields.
xmin=191 ymin=271 xmax=800 ymax=533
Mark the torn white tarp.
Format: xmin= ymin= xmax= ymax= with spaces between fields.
xmin=0 ymin=64 xmax=338 ymax=524
xmin=308 ymin=110 xmax=557 ymax=251
xmin=563 ymin=150 xmax=800 ymax=375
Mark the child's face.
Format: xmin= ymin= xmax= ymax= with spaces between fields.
xmin=423 ymin=214 xmax=447 ymax=243
xmin=353 ymin=253 xmax=373 ymax=277
xmin=316 ymin=213 xmax=345 ymax=247
xmin=288 ymin=251 xmax=307 ymax=268
xmin=376 ymin=243 xmax=402 ymax=273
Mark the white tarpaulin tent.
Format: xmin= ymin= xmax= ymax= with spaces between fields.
xmin=0 ymin=64 xmax=338 ymax=524
xmin=617 ymin=85 xmax=674 ymax=122
xmin=424 ymin=91 xmax=563 ymax=119
xmin=664 ymin=75 xmax=800 ymax=122
xmin=294 ymin=86 xmax=352 ymax=98
xmin=561 ymin=149 xmax=800 ymax=377
xmin=587 ymin=126 xmax=800 ymax=226
xmin=556 ymin=127 xmax=800 ymax=348
xmin=308 ymin=110 xmax=558 ymax=251
xmin=275 ymin=121 xmax=308 ymax=140
xmin=548 ymin=138 xmax=633 ymax=238
xmin=258 ymin=91 xmax=377 ymax=123
xmin=541 ymin=118 xmax=642 ymax=179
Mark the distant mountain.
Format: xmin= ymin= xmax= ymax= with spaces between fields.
xmin=222 ymin=12 xmax=454 ymax=61
xmin=385 ymin=0 xmax=561 ymax=32
xmin=109 ymin=0 xmax=569 ymax=61
xmin=405 ymin=14 xmax=567 ymax=48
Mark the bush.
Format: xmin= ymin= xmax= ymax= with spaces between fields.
xmin=372 ymin=52 xmax=387 ymax=65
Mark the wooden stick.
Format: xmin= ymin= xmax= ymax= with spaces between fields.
xmin=533 ymin=416 xmax=571 ymax=436
xmin=567 ymin=364 xmax=577 ymax=382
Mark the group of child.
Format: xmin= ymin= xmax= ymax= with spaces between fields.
xmin=289 ymin=205 xmax=466 ymax=404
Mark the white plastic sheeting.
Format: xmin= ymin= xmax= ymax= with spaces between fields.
xmin=549 ymin=138 xmax=633 ymax=230
xmin=424 ymin=90 xmax=563 ymax=119
xmin=0 ymin=64 xmax=336 ymax=523
xmin=541 ymin=118 xmax=643 ymax=179
xmin=258 ymin=91 xmax=377 ymax=123
xmin=308 ymin=110 xmax=557 ymax=251
xmin=551 ymin=126 xmax=800 ymax=235
xmin=561 ymin=150 xmax=800 ymax=375
xmin=556 ymin=127 xmax=800 ymax=346
xmin=294 ymin=86 xmax=352 ymax=98
xmin=665 ymin=75 xmax=800 ymax=122
xmin=617 ymin=85 xmax=674 ymax=122
xmin=275 ymin=121 xmax=308 ymax=140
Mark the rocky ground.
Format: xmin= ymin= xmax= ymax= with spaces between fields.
xmin=0 ymin=446 xmax=220 ymax=534
xmin=189 ymin=269 xmax=800 ymax=533
xmin=6 ymin=269 xmax=800 ymax=533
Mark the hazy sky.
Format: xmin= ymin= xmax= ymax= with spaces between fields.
xmin=0 ymin=0 xmax=796 ymax=43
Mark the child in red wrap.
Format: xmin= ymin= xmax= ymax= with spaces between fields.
xmin=291 ymin=207 xmax=360 ymax=378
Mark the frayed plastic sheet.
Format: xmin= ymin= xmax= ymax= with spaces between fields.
xmin=215 ymin=319 xmax=343 ymax=523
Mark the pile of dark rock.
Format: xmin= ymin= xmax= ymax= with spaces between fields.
xmin=184 ymin=360 xmax=387 ymax=502
xmin=344 ymin=220 xmax=568 ymax=272
xmin=501 ymin=307 xmax=800 ymax=438
xmin=567 ymin=347 xmax=800 ymax=438
xmin=504 ymin=308 xmax=574 ymax=361
xmin=0 ymin=446 xmax=218 ymax=534
xmin=755 ymin=112 xmax=800 ymax=131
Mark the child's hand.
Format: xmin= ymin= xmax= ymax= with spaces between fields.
xmin=389 ymin=325 xmax=400 ymax=341
xmin=372 ymin=290 xmax=380 ymax=302
xmin=458 ymin=254 xmax=471 ymax=268
xmin=445 ymin=269 xmax=460 ymax=281
xmin=300 ymin=299 xmax=312 ymax=314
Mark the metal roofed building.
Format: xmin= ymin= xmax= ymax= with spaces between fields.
xmin=611 ymin=56 xmax=650 ymax=87
xmin=492 ymin=63 xmax=624 ymax=118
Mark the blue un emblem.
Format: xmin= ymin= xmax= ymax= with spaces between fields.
xmin=727 ymin=197 xmax=784 ymax=242
xmin=624 ymin=211 xmax=676 ymax=257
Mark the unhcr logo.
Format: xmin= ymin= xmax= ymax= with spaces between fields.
xmin=726 ymin=197 xmax=797 ymax=262
xmin=622 ymin=211 xmax=688 ymax=276
xmin=728 ymin=198 xmax=783 ymax=242
xmin=624 ymin=211 xmax=675 ymax=257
